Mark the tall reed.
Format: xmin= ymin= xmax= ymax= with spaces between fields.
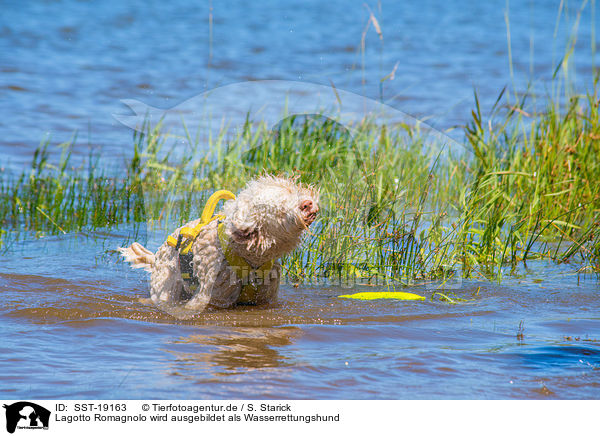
xmin=1 ymin=83 xmax=598 ymax=279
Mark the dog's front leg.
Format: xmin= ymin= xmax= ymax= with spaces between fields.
xmin=253 ymin=262 xmax=281 ymax=305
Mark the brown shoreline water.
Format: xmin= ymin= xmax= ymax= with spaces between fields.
xmin=1 ymin=230 xmax=599 ymax=399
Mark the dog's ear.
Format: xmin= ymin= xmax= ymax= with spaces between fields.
xmin=230 ymin=224 xmax=259 ymax=247
xmin=230 ymin=223 xmax=274 ymax=253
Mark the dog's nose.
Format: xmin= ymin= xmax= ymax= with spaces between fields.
xmin=300 ymin=199 xmax=319 ymax=226
xmin=300 ymin=199 xmax=318 ymax=214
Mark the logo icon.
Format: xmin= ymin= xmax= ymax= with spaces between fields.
xmin=3 ymin=402 xmax=50 ymax=434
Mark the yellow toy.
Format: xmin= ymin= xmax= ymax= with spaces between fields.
xmin=338 ymin=291 xmax=425 ymax=301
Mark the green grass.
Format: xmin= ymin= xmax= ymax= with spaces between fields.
xmin=1 ymin=82 xmax=599 ymax=283
xmin=0 ymin=139 xmax=145 ymax=240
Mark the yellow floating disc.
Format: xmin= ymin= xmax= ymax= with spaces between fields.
xmin=338 ymin=291 xmax=425 ymax=301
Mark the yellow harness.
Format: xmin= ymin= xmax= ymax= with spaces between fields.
xmin=166 ymin=189 xmax=274 ymax=305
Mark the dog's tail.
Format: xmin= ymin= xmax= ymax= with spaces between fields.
xmin=118 ymin=242 xmax=155 ymax=272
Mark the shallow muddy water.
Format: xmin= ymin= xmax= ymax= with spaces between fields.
xmin=1 ymin=229 xmax=598 ymax=399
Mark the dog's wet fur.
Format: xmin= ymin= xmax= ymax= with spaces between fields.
xmin=119 ymin=175 xmax=319 ymax=314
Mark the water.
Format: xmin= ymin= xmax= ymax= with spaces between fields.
xmin=0 ymin=0 xmax=597 ymax=169
xmin=1 ymin=0 xmax=599 ymax=399
xmin=0 ymin=230 xmax=599 ymax=399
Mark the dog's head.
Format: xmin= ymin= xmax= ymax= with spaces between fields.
xmin=222 ymin=175 xmax=319 ymax=259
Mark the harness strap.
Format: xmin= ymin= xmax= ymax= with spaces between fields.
xmin=165 ymin=190 xmax=235 ymax=297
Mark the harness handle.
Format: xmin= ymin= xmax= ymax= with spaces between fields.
xmin=167 ymin=189 xmax=236 ymax=254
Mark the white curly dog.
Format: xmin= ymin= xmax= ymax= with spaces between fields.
xmin=119 ymin=175 xmax=319 ymax=314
